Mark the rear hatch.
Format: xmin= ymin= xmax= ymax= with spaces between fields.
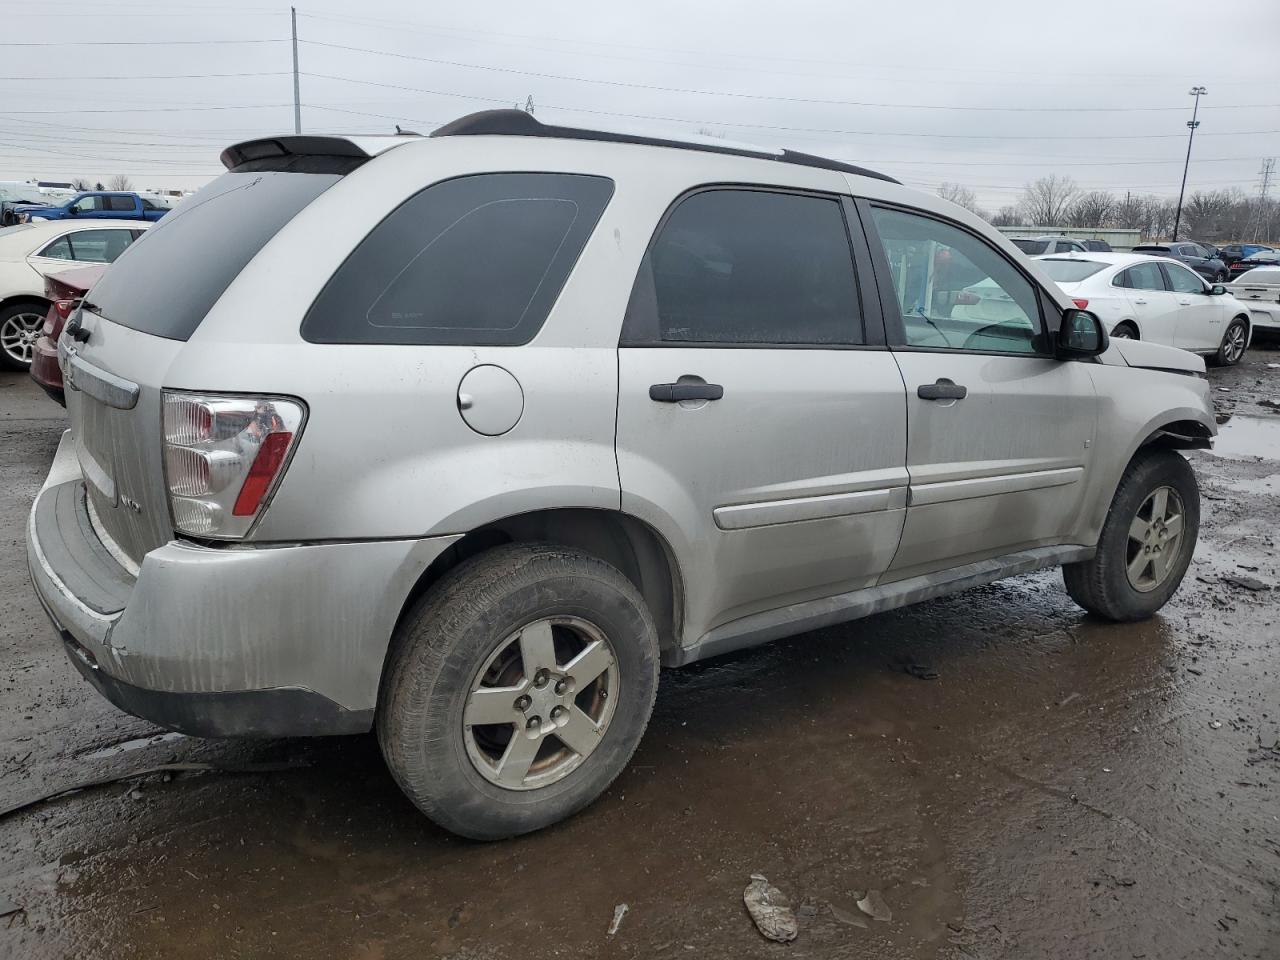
xmin=62 ymin=146 xmax=368 ymax=566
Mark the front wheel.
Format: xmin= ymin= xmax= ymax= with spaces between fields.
xmin=1213 ymin=317 xmax=1248 ymax=366
xmin=1111 ymin=321 xmax=1138 ymax=340
xmin=1215 ymin=270 xmax=1228 ymax=283
xmin=1063 ymin=448 xmax=1199 ymax=621
xmin=378 ymin=542 xmax=660 ymax=840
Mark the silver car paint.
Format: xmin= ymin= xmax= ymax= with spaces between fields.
xmin=29 ymin=133 xmax=1216 ymax=717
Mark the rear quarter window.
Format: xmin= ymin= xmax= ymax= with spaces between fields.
xmin=87 ymin=166 xmax=348 ymax=341
xmin=302 ymin=173 xmax=613 ymax=346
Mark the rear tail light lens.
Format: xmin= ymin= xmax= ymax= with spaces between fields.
xmin=1072 ymin=298 xmax=1090 ymax=309
xmin=162 ymin=392 xmax=305 ymax=539
xmin=52 ymin=298 xmax=78 ymax=320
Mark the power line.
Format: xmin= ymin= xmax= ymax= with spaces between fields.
xmin=0 ymin=38 xmax=287 ymax=47
xmin=0 ymin=72 xmax=289 ymax=81
xmin=298 ymin=40 xmax=1279 ymax=113
xmin=0 ymin=104 xmax=292 ymax=115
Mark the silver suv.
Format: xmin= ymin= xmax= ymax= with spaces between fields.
xmin=28 ymin=111 xmax=1215 ymax=839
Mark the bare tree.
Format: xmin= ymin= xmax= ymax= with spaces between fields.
xmin=990 ymin=205 xmax=1021 ymax=227
xmin=1067 ymin=191 xmax=1114 ymax=228
xmin=936 ymin=182 xmax=980 ymax=214
xmin=1018 ymin=175 xmax=1079 ymax=227
xmin=107 ymin=174 xmax=133 ymax=191
xmin=70 ymin=177 xmax=92 ymax=191
xmin=1182 ymin=189 xmax=1238 ymax=240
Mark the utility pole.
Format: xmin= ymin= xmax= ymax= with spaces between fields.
xmin=291 ymin=6 xmax=301 ymax=134
xmin=1251 ymin=158 xmax=1275 ymax=242
xmin=524 ymin=95 xmax=535 ymax=115
xmin=1171 ymin=85 xmax=1206 ymax=241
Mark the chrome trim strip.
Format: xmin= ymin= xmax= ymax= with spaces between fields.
xmin=66 ymin=352 xmax=140 ymax=410
xmin=713 ymin=486 xmax=906 ymax=530
xmin=908 ymin=466 xmax=1083 ymax=507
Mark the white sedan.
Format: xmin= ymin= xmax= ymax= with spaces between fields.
xmin=0 ymin=219 xmax=148 ymax=369
xmin=1036 ymin=252 xmax=1253 ymax=365
xmin=1225 ymin=265 xmax=1280 ymax=345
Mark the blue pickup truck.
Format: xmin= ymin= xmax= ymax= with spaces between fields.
xmin=4 ymin=191 xmax=170 ymax=226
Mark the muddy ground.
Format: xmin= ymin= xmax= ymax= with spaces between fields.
xmin=1 ymin=352 xmax=1278 ymax=960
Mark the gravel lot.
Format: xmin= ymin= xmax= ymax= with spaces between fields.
xmin=1 ymin=351 xmax=1277 ymax=959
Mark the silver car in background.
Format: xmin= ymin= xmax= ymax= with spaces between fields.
xmin=28 ymin=111 xmax=1215 ymax=839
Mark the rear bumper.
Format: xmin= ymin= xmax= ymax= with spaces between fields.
xmin=27 ymin=431 xmax=461 ymax=737
xmin=30 ymin=333 xmax=64 ymax=406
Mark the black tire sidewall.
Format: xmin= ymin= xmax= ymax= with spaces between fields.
xmin=0 ymin=303 xmax=42 ymax=371
xmin=379 ymin=545 xmax=659 ymax=839
xmin=1095 ymin=451 xmax=1200 ymax=618
xmin=1217 ymin=318 xmax=1247 ymax=366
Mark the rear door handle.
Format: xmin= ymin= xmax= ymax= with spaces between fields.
xmin=917 ymin=379 xmax=967 ymax=401
xmin=649 ymin=382 xmax=724 ymax=403
xmin=1177 ymin=299 xmax=1192 ymax=305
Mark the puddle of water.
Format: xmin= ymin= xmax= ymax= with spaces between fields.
xmin=1208 ymin=416 xmax=1280 ymax=460
xmin=1219 ymin=473 xmax=1280 ymax=495
xmin=81 ymin=731 xmax=186 ymax=760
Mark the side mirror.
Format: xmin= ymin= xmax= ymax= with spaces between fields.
xmin=1210 ymin=284 xmax=1227 ymax=295
xmin=1057 ymin=308 xmax=1108 ymax=359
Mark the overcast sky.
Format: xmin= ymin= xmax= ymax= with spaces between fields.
xmin=2 ymin=0 xmax=1277 ymax=211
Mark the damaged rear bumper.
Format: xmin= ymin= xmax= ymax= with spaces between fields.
xmin=27 ymin=431 xmax=460 ymax=738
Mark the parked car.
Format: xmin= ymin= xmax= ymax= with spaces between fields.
xmin=29 ymin=110 xmax=1215 ymax=840
xmin=1227 ymin=248 xmax=1280 ymax=279
xmin=1009 ymin=235 xmax=1087 ymax=255
xmin=29 ymin=264 xmax=104 ymax=404
xmin=1037 ymin=252 xmax=1251 ymax=364
xmin=9 ymin=191 xmax=169 ymax=225
xmin=0 ymin=219 xmax=147 ymax=369
xmin=1217 ymin=242 xmax=1275 ymax=267
xmin=1225 ymin=265 xmax=1280 ymax=344
xmin=1131 ymin=242 xmax=1228 ymax=282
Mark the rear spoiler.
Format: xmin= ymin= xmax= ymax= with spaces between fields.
xmin=220 ymin=134 xmax=416 ymax=171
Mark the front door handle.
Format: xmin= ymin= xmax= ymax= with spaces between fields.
xmin=649 ymin=382 xmax=724 ymax=403
xmin=917 ymin=379 xmax=967 ymax=401
xmin=1177 ymin=299 xmax=1192 ymax=305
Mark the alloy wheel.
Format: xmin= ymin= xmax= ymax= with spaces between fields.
xmin=1222 ymin=323 xmax=1246 ymax=364
xmin=0 ymin=311 xmax=44 ymax=366
xmin=1125 ymin=485 xmax=1185 ymax=592
xmin=463 ymin=616 xmax=619 ymax=790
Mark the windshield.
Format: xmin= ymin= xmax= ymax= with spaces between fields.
xmin=87 ymin=168 xmax=345 ymax=340
xmin=1038 ymin=259 xmax=1107 ymax=283
xmin=1010 ymin=238 xmax=1048 ymax=255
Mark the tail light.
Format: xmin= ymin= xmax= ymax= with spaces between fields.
xmin=44 ymin=299 xmax=78 ymax=339
xmin=162 ymin=392 xmax=305 ymax=539
xmin=1072 ymin=298 xmax=1090 ymax=309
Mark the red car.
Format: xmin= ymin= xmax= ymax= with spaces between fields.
xmin=30 ymin=264 xmax=104 ymax=406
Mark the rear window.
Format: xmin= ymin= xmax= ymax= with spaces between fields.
xmin=1236 ymin=267 xmax=1280 ymax=284
xmin=1038 ymin=259 xmax=1107 ymax=283
xmin=303 ymin=173 xmax=613 ymax=346
xmin=87 ymin=167 xmax=346 ymax=341
xmin=1010 ymin=239 xmax=1048 ymax=255
xmin=1132 ymin=245 xmax=1169 ymax=254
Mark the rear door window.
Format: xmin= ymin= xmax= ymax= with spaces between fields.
xmin=621 ymin=188 xmax=863 ymax=345
xmin=87 ymin=166 xmax=348 ymax=341
xmin=105 ymin=195 xmax=135 ymax=212
xmin=1118 ymin=263 xmax=1167 ymax=291
xmin=303 ymin=173 xmax=613 ymax=346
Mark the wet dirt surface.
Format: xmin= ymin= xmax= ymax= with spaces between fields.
xmin=2 ymin=353 xmax=1278 ymax=959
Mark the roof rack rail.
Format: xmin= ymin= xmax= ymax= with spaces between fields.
xmin=430 ymin=110 xmax=900 ymax=184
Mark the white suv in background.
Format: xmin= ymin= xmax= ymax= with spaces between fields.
xmin=1038 ymin=252 xmax=1253 ymax=365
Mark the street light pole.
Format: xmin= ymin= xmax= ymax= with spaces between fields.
xmin=1171 ymin=85 xmax=1206 ymax=241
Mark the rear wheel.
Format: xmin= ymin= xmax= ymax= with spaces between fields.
xmin=1111 ymin=321 xmax=1138 ymax=340
xmin=1215 ymin=269 xmax=1228 ymax=283
xmin=0 ymin=302 xmax=45 ymax=370
xmin=1213 ymin=317 xmax=1248 ymax=366
xmin=1063 ymin=448 xmax=1199 ymax=621
xmin=378 ymin=542 xmax=660 ymax=840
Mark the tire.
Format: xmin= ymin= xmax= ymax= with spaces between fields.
xmin=378 ymin=542 xmax=660 ymax=840
xmin=1063 ymin=448 xmax=1199 ymax=621
xmin=1212 ymin=317 xmax=1248 ymax=367
xmin=0 ymin=301 xmax=47 ymax=371
xmin=1111 ymin=321 xmax=1138 ymax=340
xmin=1215 ymin=270 xmax=1228 ymax=283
